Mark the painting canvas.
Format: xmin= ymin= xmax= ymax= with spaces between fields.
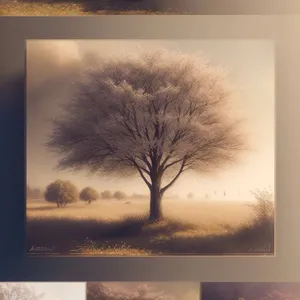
xmin=26 ymin=39 xmax=275 ymax=256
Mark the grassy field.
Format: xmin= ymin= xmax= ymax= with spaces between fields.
xmin=0 ymin=0 xmax=180 ymax=16
xmin=26 ymin=197 xmax=274 ymax=256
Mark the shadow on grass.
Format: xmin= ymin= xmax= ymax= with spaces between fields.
xmin=27 ymin=214 xmax=274 ymax=255
xmin=27 ymin=205 xmax=84 ymax=212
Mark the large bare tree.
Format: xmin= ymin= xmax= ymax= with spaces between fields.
xmin=46 ymin=48 xmax=246 ymax=222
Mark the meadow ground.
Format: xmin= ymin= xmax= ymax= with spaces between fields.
xmin=0 ymin=0 xmax=181 ymax=16
xmin=26 ymin=198 xmax=274 ymax=256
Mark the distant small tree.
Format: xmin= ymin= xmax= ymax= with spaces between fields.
xmin=101 ymin=190 xmax=113 ymax=199
xmin=79 ymin=187 xmax=99 ymax=204
xmin=113 ymin=191 xmax=127 ymax=200
xmin=1 ymin=283 xmax=45 ymax=300
xmin=44 ymin=179 xmax=78 ymax=207
xmin=187 ymin=192 xmax=194 ymax=199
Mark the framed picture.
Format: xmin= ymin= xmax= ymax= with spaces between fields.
xmin=0 ymin=12 xmax=299 ymax=281
xmin=26 ymin=38 xmax=275 ymax=257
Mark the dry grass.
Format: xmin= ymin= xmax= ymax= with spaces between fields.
xmin=0 ymin=1 xmax=175 ymax=16
xmin=26 ymin=198 xmax=274 ymax=256
xmin=27 ymin=199 xmax=254 ymax=225
xmin=1 ymin=2 xmax=89 ymax=15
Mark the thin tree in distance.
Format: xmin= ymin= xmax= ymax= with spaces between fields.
xmin=46 ymin=47 xmax=247 ymax=222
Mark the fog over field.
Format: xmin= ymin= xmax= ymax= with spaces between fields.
xmin=27 ymin=198 xmax=255 ymax=226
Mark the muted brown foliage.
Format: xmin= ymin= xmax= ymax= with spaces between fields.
xmin=44 ymin=179 xmax=78 ymax=207
xmin=46 ymin=48 xmax=247 ymax=221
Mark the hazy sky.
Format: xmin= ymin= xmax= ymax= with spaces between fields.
xmin=1 ymin=282 xmax=86 ymax=300
xmin=26 ymin=39 xmax=274 ymax=200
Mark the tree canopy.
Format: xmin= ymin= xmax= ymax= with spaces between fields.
xmin=79 ymin=187 xmax=99 ymax=204
xmin=44 ymin=179 xmax=78 ymax=207
xmin=46 ymin=48 xmax=246 ymax=221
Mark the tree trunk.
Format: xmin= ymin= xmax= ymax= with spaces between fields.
xmin=149 ymin=180 xmax=163 ymax=222
xmin=88 ymin=199 xmax=91 ymax=204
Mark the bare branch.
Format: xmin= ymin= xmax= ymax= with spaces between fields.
xmin=161 ymin=159 xmax=187 ymax=194
xmin=129 ymin=157 xmax=152 ymax=189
